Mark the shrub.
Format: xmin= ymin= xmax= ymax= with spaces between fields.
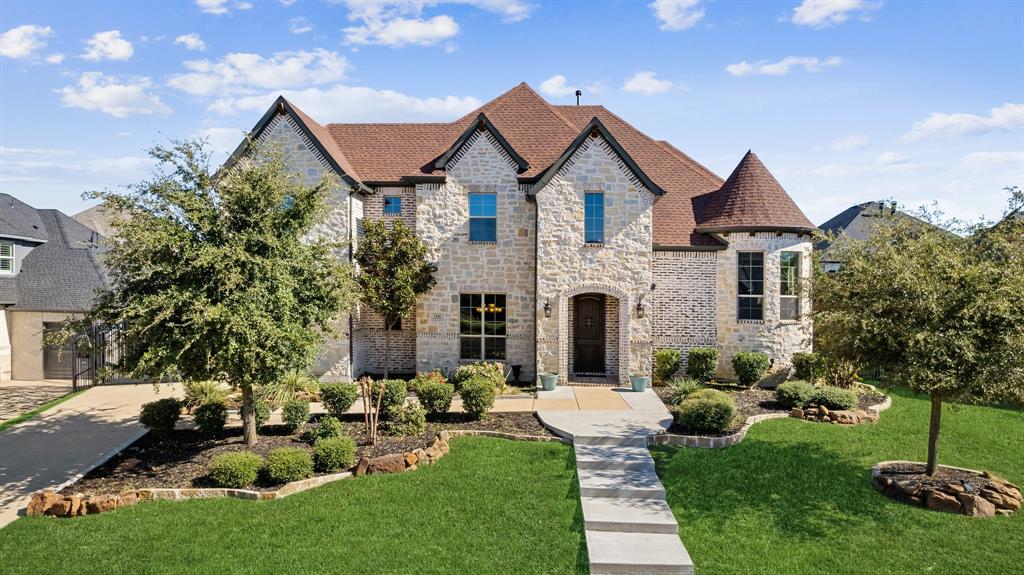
xmin=673 ymin=393 xmax=736 ymax=434
xmin=374 ymin=379 xmax=407 ymax=420
xmin=732 ymin=351 xmax=771 ymax=388
xmin=776 ymin=380 xmax=817 ymax=408
xmin=319 ymin=383 xmax=359 ymax=419
xmin=194 ymin=401 xmax=228 ymax=436
xmin=263 ymin=447 xmax=313 ymax=484
xmin=407 ymin=370 xmax=447 ymax=395
xmin=253 ymin=399 xmax=270 ymax=430
xmin=823 ymin=359 xmax=860 ymax=388
xmin=452 ymin=362 xmax=504 ymax=393
xmin=281 ymin=399 xmax=310 ymax=433
xmin=257 ymin=371 xmax=319 ymax=408
xmin=182 ymin=380 xmax=230 ymax=412
xmin=306 ymin=415 xmax=343 ymax=444
xmin=686 ymin=347 xmax=720 ymax=383
xmin=686 ymin=388 xmax=731 ymax=403
xmin=312 ymin=436 xmax=357 ymax=473
xmin=139 ymin=398 xmax=182 ymax=436
xmin=810 ymin=386 xmax=858 ymax=410
xmin=460 ymin=376 xmax=496 ymax=420
xmin=791 ymin=352 xmax=826 ymax=383
xmin=382 ymin=404 xmax=426 ymax=436
xmin=664 ymin=377 xmax=703 ymax=407
xmin=416 ymin=380 xmax=454 ymax=416
xmin=208 ymin=452 xmax=263 ymax=488
xmin=653 ymin=349 xmax=682 ymax=385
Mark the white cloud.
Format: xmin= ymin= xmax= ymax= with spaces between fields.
xmin=622 ymin=71 xmax=673 ymax=94
xmin=289 ymin=16 xmax=313 ymax=34
xmin=167 ymin=49 xmax=350 ymax=97
xmin=195 ymin=126 xmax=247 ymax=154
xmin=280 ymin=0 xmax=297 ymax=6
xmin=792 ymin=0 xmax=880 ymax=28
xmin=196 ymin=0 xmax=228 ymax=14
xmin=339 ymin=1 xmax=534 ymax=48
xmin=959 ymin=151 xmax=1024 ymax=172
xmin=45 ymin=53 xmax=64 ymax=64
xmin=726 ymin=56 xmax=842 ymax=77
xmin=207 ymin=85 xmax=480 ymax=122
xmin=539 ymin=75 xmax=576 ymax=98
xmin=902 ymin=103 xmax=1024 ymax=141
xmin=235 ymin=1 xmax=253 ymax=9
xmin=649 ymin=0 xmax=704 ymax=31
xmin=829 ymin=134 xmax=868 ymax=152
xmin=81 ymin=30 xmax=133 ymax=61
xmin=345 ymin=14 xmax=459 ymax=47
xmin=1 ymin=25 xmax=54 ymax=59
xmin=875 ymin=151 xmax=908 ymax=165
xmin=57 ymin=72 xmax=171 ymax=118
xmin=174 ymin=33 xmax=206 ymax=51
xmin=812 ymin=159 xmax=940 ymax=178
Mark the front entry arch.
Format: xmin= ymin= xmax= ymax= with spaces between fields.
xmin=557 ymin=283 xmax=630 ymax=384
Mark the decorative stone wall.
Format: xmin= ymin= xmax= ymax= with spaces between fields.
xmin=715 ymin=232 xmax=813 ymax=379
xmin=535 ymin=134 xmax=655 ymax=384
xmin=414 ymin=130 xmax=536 ymax=379
xmin=651 ymin=250 xmax=718 ymax=377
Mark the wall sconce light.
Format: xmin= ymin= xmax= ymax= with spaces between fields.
xmin=636 ymin=295 xmax=645 ymax=318
xmin=543 ymin=300 xmax=551 ymax=318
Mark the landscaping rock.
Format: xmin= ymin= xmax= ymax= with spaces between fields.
xmin=925 ymin=490 xmax=963 ymax=514
xmin=790 ymin=407 xmax=804 ymax=419
xmin=355 ymin=457 xmax=370 ymax=477
xmin=980 ymin=486 xmax=1022 ymax=511
xmin=366 ymin=453 xmax=406 ymax=475
xmin=957 ymin=493 xmax=996 ymax=517
xmin=404 ymin=452 xmax=418 ymax=467
xmin=26 ymin=491 xmax=60 ymax=516
xmin=48 ymin=498 xmax=73 ymax=517
xmin=118 ymin=492 xmax=139 ymax=508
xmin=85 ymin=494 xmax=119 ymax=514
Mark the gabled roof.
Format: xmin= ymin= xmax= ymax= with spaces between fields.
xmin=0 ymin=194 xmax=49 ymax=242
xmin=816 ymin=201 xmax=942 ymax=254
xmin=694 ymin=151 xmax=815 ymax=233
xmin=433 ymin=113 xmax=529 ymax=173
xmin=530 ymin=116 xmax=664 ymax=196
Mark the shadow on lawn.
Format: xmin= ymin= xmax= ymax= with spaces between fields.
xmin=651 ymin=437 xmax=895 ymax=541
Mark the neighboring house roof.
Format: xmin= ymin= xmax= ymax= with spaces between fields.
xmin=0 ymin=196 xmax=106 ymax=312
xmin=237 ymin=82 xmax=809 ymax=248
xmin=0 ymin=193 xmax=49 ymax=242
xmin=815 ymin=201 xmax=939 ymax=258
xmin=73 ymin=203 xmax=121 ymax=238
xmin=694 ymin=151 xmax=816 ymax=233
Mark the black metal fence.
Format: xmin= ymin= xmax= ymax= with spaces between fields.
xmin=71 ymin=324 xmax=162 ymax=391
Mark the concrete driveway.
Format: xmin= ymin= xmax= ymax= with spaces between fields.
xmin=0 ymin=383 xmax=180 ymax=528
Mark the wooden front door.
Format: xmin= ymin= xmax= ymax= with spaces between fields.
xmin=573 ymin=294 xmax=606 ymax=374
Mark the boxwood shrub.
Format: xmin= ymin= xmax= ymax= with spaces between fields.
xmin=312 ymin=436 xmax=357 ymax=473
xmin=653 ymin=348 xmax=682 ymax=385
xmin=407 ymin=370 xmax=447 ymax=395
xmin=263 ymin=447 xmax=313 ymax=484
xmin=460 ymin=376 xmax=496 ymax=420
xmin=306 ymin=415 xmax=343 ymax=444
xmin=194 ymin=401 xmax=228 ymax=436
xmin=416 ymin=380 xmax=454 ymax=417
xmin=373 ymin=379 xmax=408 ymax=421
xmin=686 ymin=347 xmax=720 ymax=383
xmin=810 ymin=386 xmax=858 ymax=410
xmin=791 ymin=352 xmax=826 ymax=383
xmin=253 ymin=399 xmax=270 ymax=430
xmin=208 ymin=452 xmax=263 ymax=488
xmin=672 ymin=392 xmax=736 ymax=435
xmin=319 ymin=383 xmax=358 ymax=419
xmin=382 ymin=404 xmax=426 ymax=437
xmin=732 ymin=351 xmax=771 ymax=388
xmin=281 ymin=399 xmax=310 ymax=433
xmin=139 ymin=398 xmax=182 ymax=436
xmin=776 ymin=380 xmax=817 ymax=408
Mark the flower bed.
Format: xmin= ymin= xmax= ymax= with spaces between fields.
xmin=872 ymin=461 xmax=1021 ymax=517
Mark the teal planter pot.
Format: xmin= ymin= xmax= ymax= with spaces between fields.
xmin=629 ymin=375 xmax=650 ymax=392
xmin=539 ymin=373 xmax=558 ymax=391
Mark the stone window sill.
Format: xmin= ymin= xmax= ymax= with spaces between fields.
xmin=779 ymin=319 xmax=801 ymax=325
xmin=737 ymin=319 xmax=765 ymax=325
xmin=582 ymin=242 xmax=604 ymax=247
xmin=468 ymin=241 xmax=497 ymax=245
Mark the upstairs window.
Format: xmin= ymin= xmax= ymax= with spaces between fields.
xmin=0 ymin=241 xmax=13 ymax=274
xmin=383 ymin=196 xmax=402 ymax=216
xmin=459 ymin=294 xmax=506 ymax=360
xmin=469 ymin=193 xmax=497 ymax=242
xmin=737 ymin=252 xmax=764 ymax=321
xmin=780 ymin=252 xmax=801 ymax=320
xmin=584 ymin=192 xmax=605 ymax=244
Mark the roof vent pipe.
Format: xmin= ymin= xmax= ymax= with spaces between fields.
xmin=575 ymin=90 xmax=582 ymax=106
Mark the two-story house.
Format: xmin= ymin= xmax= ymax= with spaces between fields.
xmin=229 ymin=83 xmax=815 ymax=384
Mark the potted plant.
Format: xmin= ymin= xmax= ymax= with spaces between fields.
xmin=629 ymin=374 xmax=651 ymax=392
xmin=539 ymin=373 xmax=558 ymax=391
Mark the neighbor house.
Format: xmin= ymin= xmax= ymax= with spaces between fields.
xmin=817 ymin=201 xmax=941 ymax=273
xmin=229 ymin=83 xmax=815 ymax=384
xmin=0 ymin=194 xmax=106 ymax=381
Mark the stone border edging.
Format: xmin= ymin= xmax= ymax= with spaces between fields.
xmin=446 ymin=429 xmax=571 ymax=444
xmin=871 ymin=460 xmax=1021 ymax=517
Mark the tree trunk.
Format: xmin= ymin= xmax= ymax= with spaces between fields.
xmin=241 ymin=385 xmax=258 ymax=447
xmin=383 ymin=319 xmax=392 ymax=380
xmin=926 ymin=392 xmax=942 ymax=476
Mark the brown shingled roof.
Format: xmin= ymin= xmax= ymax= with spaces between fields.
xmin=694 ymin=151 xmax=815 ymax=232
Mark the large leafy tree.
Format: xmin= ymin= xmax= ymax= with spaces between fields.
xmin=813 ymin=198 xmax=1024 ymax=475
xmin=74 ymin=140 xmax=357 ymax=445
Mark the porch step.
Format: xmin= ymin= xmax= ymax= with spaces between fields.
xmin=575 ymin=444 xmax=655 ymax=471
xmin=585 ymin=530 xmax=693 ymax=575
xmin=577 ymin=467 xmax=666 ymax=499
xmin=581 ymin=496 xmax=679 ymax=534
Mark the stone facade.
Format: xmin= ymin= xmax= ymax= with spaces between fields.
xmin=651 ymin=250 xmax=718 ymax=377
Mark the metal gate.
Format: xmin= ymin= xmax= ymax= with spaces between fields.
xmin=43 ymin=322 xmax=75 ymax=380
xmin=71 ymin=323 xmax=163 ymax=391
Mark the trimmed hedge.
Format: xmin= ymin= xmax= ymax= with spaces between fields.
xmin=460 ymin=377 xmax=496 ymax=420
xmin=306 ymin=415 xmax=343 ymax=444
xmin=312 ymin=437 xmax=357 ymax=473
xmin=208 ymin=452 xmax=263 ymax=488
xmin=319 ymin=383 xmax=358 ymax=419
xmin=374 ymin=379 xmax=408 ymax=420
xmin=776 ymin=380 xmax=817 ymax=408
xmin=407 ymin=370 xmax=447 ymax=395
xmin=139 ymin=398 xmax=182 ymax=436
xmin=281 ymin=399 xmax=310 ymax=433
xmin=732 ymin=352 xmax=771 ymax=388
xmin=382 ymin=404 xmax=426 ymax=437
xmin=791 ymin=352 xmax=826 ymax=383
xmin=664 ymin=378 xmax=702 ymax=407
xmin=653 ymin=349 xmax=682 ymax=385
xmin=263 ymin=447 xmax=313 ymax=484
xmin=416 ymin=380 xmax=454 ymax=416
xmin=686 ymin=347 xmax=720 ymax=383
xmin=194 ymin=401 xmax=228 ymax=436
xmin=810 ymin=386 xmax=858 ymax=410
xmin=672 ymin=391 xmax=736 ymax=435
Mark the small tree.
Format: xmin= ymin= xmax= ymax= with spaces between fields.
xmin=63 ymin=140 xmax=356 ymax=446
xmin=813 ymin=199 xmax=1024 ymax=475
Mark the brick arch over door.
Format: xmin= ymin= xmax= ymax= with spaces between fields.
xmin=558 ymin=283 xmax=631 ymax=384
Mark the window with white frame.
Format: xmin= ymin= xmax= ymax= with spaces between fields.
xmin=459 ymin=293 xmax=506 ymax=360
xmin=383 ymin=196 xmax=402 ymax=216
xmin=0 ymin=241 xmax=13 ymax=274
xmin=469 ymin=193 xmax=497 ymax=242
xmin=584 ymin=192 xmax=604 ymax=243
xmin=737 ymin=251 xmax=764 ymax=320
xmin=780 ymin=251 xmax=801 ymax=320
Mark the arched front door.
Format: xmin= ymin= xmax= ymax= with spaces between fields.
xmin=573 ymin=293 xmax=605 ymax=375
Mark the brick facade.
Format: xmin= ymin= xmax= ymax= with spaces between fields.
xmin=651 ymin=250 xmax=718 ymax=377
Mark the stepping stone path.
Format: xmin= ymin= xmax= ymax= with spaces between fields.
xmin=538 ymin=388 xmax=692 ymax=575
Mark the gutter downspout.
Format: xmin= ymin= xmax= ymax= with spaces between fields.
xmin=532 ymin=193 xmax=539 ymax=387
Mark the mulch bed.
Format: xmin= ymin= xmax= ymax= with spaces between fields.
xmin=876 ymin=462 xmax=996 ymax=493
xmin=61 ymin=412 xmax=553 ymax=495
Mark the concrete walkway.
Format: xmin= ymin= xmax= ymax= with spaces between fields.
xmin=537 ymin=387 xmax=692 ymax=575
xmin=0 ymin=380 xmax=73 ymax=422
xmin=0 ymin=383 xmax=181 ymax=529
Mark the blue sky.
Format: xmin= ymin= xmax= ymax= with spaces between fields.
xmin=2 ymin=0 xmax=1022 ymax=225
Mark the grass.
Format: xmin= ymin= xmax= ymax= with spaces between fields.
xmin=0 ymin=437 xmax=587 ymax=575
xmin=652 ymin=388 xmax=1024 ymax=574
xmin=0 ymin=389 xmax=86 ymax=432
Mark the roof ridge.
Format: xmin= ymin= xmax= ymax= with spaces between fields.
xmin=283 ymin=97 xmax=364 ymax=183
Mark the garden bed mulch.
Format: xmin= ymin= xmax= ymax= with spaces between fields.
xmin=873 ymin=462 xmax=1022 ymax=516
xmin=60 ymin=412 xmax=552 ymax=496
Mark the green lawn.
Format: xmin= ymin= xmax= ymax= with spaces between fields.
xmin=0 ymin=437 xmax=588 ymax=575
xmin=652 ymin=388 xmax=1024 ymax=575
